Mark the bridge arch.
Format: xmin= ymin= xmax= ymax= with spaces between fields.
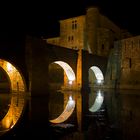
xmin=0 ymin=59 xmax=26 ymax=136
xmin=49 ymin=61 xmax=76 ymax=123
xmin=54 ymin=61 xmax=76 ymax=83
xmin=89 ymin=66 xmax=104 ymax=85
xmin=0 ymin=59 xmax=26 ymax=92
xmin=89 ymin=89 xmax=104 ymax=112
xmin=48 ymin=61 xmax=76 ymax=90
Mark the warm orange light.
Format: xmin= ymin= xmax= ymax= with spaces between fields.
xmin=7 ymin=63 xmax=13 ymax=73
xmin=0 ymin=59 xmax=25 ymax=92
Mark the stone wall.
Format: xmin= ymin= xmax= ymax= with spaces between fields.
xmin=46 ymin=37 xmax=60 ymax=46
xmin=115 ymin=36 xmax=140 ymax=89
xmin=59 ymin=15 xmax=85 ymax=50
xmin=46 ymin=7 xmax=122 ymax=58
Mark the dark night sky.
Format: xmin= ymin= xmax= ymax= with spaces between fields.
xmin=0 ymin=0 xmax=139 ymax=38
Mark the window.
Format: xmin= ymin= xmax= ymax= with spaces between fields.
xmin=71 ymin=36 xmax=73 ymax=41
xmin=68 ymin=36 xmax=74 ymax=42
xmin=68 ymin=36 xmax=71 ymax=42
xmin=72 ymin=20 xmax=77 ymax=29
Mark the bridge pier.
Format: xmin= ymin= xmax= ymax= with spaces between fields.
xmin=25 ymin=37 xmax=50 ymax=135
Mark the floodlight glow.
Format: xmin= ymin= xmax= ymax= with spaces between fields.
xmin=97 ymin=79 xmax=102 ymax=84
xmin=69 ymin=96 xmax=72 ymax=100
xmin=68 ymin=96 xmax=75 ymax=108
xmin=7 ymin=63 xmax=13 ymax=73
xmin=54 ymin=61 xmax=75 ymax=81
xmin=68 ymin=80 xmax=73 ymax=85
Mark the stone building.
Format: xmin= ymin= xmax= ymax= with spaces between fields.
xmin=46 ymin=6 xmax=123 ymax=57
xmin=45 ymin=6 xmax=140 ymax=89
xmin=115 ymin=36 xmax=140 ymax=89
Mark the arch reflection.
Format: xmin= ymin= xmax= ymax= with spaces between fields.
xmin=0 ymin=94 xmax=25 ymax=129
xmin=89 ymin=90 xmax=104 ymax=112
xmin=50 ymin=95 xmax=75 ymax=124
xmin=0 ymin=59 xmax=26 ymax=136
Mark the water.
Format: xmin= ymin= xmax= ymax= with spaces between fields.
xmin=0 ymin=89 xmax=140 ymax=140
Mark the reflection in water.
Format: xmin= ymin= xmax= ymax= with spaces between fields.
xmin=50 ymin=95 xmax=75 ymax=123
xmin=119 ymin=92 xmax=140 ymax=140
xmin=49 ymin=89 xmax=140 ymax=140
xmin=89 ymin=90 xmax=104 ymax=112
xmin=1 ymin=89 xmax=140 ymax=140
xmin=0 ymin=92 xmax=26 ymax=136
xmin=0 ymin=94 xmax=11 ymax=121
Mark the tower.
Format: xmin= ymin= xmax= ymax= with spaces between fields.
xmin=86 ymin=6 xmax=99 ymax=54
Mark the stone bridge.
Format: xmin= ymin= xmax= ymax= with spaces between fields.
xmin=0 ymin=36 xmax=108 ymax=137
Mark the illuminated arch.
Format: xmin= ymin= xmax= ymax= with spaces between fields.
xmin=49 ymin=61 xmax=76 ymax=123
xmin=0 ymin=59 xmax=26 ymax=92
xmin=89 ymin=90 xmax=104 ymax=112
xmin=54 ymin=61 xmax=76 ymax=83
xmin=0 ymin=59 xmax=26 ymax=135
xmin=89 ymin=66 xmax=104 ymax=84
xmin=50 ymin=95 xmax=75 ymax=123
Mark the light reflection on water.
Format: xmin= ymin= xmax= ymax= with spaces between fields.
xmin=0 ymin=92 xmax=26 ymax=137
xmin=49 ymin=89 xmax=140 ymax=140
xmin=89 ymin=89 xmax=104 ymax=112
xmin=0 ymin=89 xmax=140 ymax=140
xmin=0 ymin=94 xmax=11 ymax=121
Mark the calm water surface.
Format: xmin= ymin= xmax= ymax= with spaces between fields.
xmin=0 ymin=89 xmax=140 ymax=140
xmin=50 ymin=89 xmax=140 ymax=140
